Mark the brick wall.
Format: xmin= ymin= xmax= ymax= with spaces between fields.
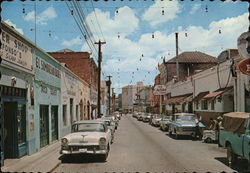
xmin=48 ymin=52 xmax=98 ymax=90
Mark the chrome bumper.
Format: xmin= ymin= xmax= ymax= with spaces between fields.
xmin=60 ymin=149 xmax=108 ymax=155
xmin=176 ymin=131 xmax=195 ymax=136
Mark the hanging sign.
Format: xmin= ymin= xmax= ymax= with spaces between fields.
xmin=153 ymin=85 xmax=166 ymax=95
xmin=238 ymin=58 xmax=250 ymax=76
xmin=0 ymin=30 xmax=32 ymax=70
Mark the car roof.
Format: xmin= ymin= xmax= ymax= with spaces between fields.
xmin=174 ymin=113 xmax=196 ymax=116
xmin=73 ymin=120 xmax=104 ymax=125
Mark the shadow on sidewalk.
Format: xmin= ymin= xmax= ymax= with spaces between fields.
xmin=215 ymin=157 xmax=249 ymax=172
xmin=59 ymin=154 xmax=106 ymax=164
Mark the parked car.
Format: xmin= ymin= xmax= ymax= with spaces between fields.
xmin=168 ymin=113 xmax=205 ymax=139
xmin=113 ymin=111 xmax=121 ymax=120
xmin=160 ymin=115 xmax=171 ymax=131
xmin=219 ymin=112 xmax=250 ymax=166
xmin=151 ymin=114 xmax=162 ymax=126
xmin=102 ymin=115 xmax=118 ymax=129
xmin=137 ymin=112 xmax=143 ymax=121
xmin=60 ymin=120 xmax=112 ymax=161
xmin=202 ymin=130 xmax=218 ymax=143
xmin=142 ymin=113 xmax=151 ymax=122
xmin=97 ymin=118 xmax=116 ymax=143
xmin=132 ymin=111 xmax=138 ymax=118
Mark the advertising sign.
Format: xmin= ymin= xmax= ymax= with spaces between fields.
xmin=238 ymin=58 xmax=250 ymax=76
xmin=153 ymin=85 xmax=167 ymax=95
xmin=0 ymin=30 xmax=32 ymax=70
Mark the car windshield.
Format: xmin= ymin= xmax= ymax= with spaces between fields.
xmin=162 ymin=116 xmax=170 ymax=120
xmin=154 ymin=115 xmax=162 ymax=119
xmin=72 ymin=123 xmax=105 ymax=132
xmin=176 ymin=115 xmax=196 ymax=121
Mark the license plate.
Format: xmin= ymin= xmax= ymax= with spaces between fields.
xmin=79 ymin=148 xmax=87 ymax=152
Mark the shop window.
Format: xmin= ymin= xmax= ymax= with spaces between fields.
xmin=63 ymin=105 xmax=67 ymax=126
xmin=201 ymin=100 xmax=208 ymax=110
xmin=196 ymin=101 xmax=199 ymax=109
xmin=211 ymin=99 xmax=215 ymax=110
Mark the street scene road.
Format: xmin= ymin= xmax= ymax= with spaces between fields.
xmin=55 ymin=114 xmax=245 ymax=172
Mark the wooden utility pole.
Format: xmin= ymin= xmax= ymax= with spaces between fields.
xmin=175 ymin=32 xmax=179 ymax=81
xmin=95 ymin=40 xmax=106 ymax=118
xmin=106 ymin=75 xmax=112 ymax=115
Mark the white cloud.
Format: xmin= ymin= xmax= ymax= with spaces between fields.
xmin=62 ymin=36 xmax=82 ymax=47
xmin=4 ymin=19 xmax=24 ymax=35
xmin=86 ymin=6 xmax=139 ymax=39
xmin=190 ymin=4 xmax=201 ymax=14
xmin=24 ymin=7 xmax=57 ymax=25
xmin=142 ymin=0 xmax=181 ymax=26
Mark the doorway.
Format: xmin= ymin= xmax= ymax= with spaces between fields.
xmin=51 ymin=106 xmax=58 ymax=142
xmin=40 ymin=105 xmax=49 ymax=148
xmin=4 ymin=102 xmax=18 ymax=158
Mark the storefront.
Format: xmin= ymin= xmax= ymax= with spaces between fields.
xmin=33 ymin=47 xmax=61 ymax=149
xmin=0 ymin=21 xmax=34 ymax=165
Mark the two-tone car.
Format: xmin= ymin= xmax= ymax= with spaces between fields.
xmin=97 ymin=118 xmax=116 ymax=143
xmin=159 ymin=115 xmax=171 ymax=131
xmin=142 ymin=113 xmax=151 ymax=122
xmin=60 ymin=120 xmax=112 ymax=161
xmin=168 ymin=113 xmax=205 ymax=139
xmin=151 ymin=114 xmax=163 ymax=127
xmin=102 ymin=115 xmax=118 ymax=129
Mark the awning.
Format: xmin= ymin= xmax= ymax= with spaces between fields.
xmin=165 ymin=93 xmax=192 ymax=104
xmin=192 ymin=91 xmax=209 ymax=102
xmin=203 ymin=87 xmax=233 ymax=99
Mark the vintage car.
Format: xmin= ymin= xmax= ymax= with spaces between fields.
xmin=168 ymin=113 xmax=205 ymax=139
xmin=219 ymin=112 xmax=250 ymax=166
xmin=159 ymin=115 xmax=171 ymax=131
xmin=102 ymin=115 xmax=118 ymax=129
xmin=151 ymin=114 xmax=163 ymax=127
xmin=142 ymin=113 xmax=151 ymax=122
xmin=113 ymin=111 xmax=121 ymax=120
xmin=137 ymin=112 xmax=143 ymax=121
xmin=97 ymin=118 xmax=116 ymax=143
xmin=60 ymin=120 xmax=112 ymax=161
xmin=132 ymin=111 xmax=138 ymax=118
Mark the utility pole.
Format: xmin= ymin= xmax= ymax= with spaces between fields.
xmin=112 ymin=88 xmax=115 ymax=113
xmin=95 ymin=40 xmax=106 ymax=118
xmin=175 ymin=32 xmax=179 ymax=81
xmin=106 ymin=75 xmax=112 ymax=115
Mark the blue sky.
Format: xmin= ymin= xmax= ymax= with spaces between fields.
xmin=2 ymin=0 xmax=249 ymax=94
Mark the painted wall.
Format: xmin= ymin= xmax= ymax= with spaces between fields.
xmin=33 ymin=48 xmax=61 ymax=151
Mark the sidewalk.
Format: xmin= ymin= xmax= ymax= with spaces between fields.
xmin=1 ymin=141 xmax=61 ymax=172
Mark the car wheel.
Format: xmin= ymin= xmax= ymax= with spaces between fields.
xmin=227 ymin=144 xmax=237 ymax=166
xmin=100 ymin=145 xmax=110 ymax=162
xmin=169 ymin=130 xmax=172 ymax=136
xmin=174 ymin=129 xmax=178 ymax=139
xmin=205 ymin=137 xmax=212 ymax=143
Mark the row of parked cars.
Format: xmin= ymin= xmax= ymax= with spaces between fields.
xmin=132 ymin=111 xmax=250 ymax=168
xmin=132 ymin=111 xmax=205 ymax=139
xmin=60 ymin=112 xmax=121 ymax=162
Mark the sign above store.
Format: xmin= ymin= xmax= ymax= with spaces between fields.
xmin=238 ymin=58 xmax=250 ymax=76
xmin=153 ymin=85 xmax=167 ymax=95
xmin=0 ymin=30 xmax=32 ymax=70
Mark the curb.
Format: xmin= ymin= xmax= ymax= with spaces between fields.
xmin=49 ymin=162 xmax=61 ymax=172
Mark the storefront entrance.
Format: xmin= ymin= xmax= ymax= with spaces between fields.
xmin=40 ymin=105 xmax=49 ymax=148
xmin=51 ymin=106 xmax=58 ymax=142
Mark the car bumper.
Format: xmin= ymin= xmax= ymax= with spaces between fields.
xmin=60 ymin=149 xmax=108 ymax=155
xmin=176 ymin=131 xmax=195 ymax=136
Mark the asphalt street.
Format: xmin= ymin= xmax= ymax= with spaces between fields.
xmin=54 ymin=114 xmax=247 ymax=172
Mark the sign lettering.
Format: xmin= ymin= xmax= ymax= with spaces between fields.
xmin=0 ymin=30 xmax=32 ymax=70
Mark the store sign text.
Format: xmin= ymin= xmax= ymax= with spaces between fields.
xmin=0 ymin=30 xmax=32 ymax=70
xmin=36 ymin=57 xmax=61 ymax=78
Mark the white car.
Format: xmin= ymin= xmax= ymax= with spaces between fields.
xmin=60 ymin=120 xmax=112 ymax=161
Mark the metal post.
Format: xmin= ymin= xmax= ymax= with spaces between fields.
xmin=107 ymin=75 xmax=112 ymax=115
xmin=175 ymin=32 xmax=179 ymax=81
xmin=95 ymin=40 xmax=106 ymax=118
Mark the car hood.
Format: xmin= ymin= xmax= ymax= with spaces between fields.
xmin=63 ymin=132 xmax=106 ymax=144
xmin=174 ymin=121 xmax=205 ymax=127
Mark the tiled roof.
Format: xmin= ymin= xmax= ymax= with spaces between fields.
xmin=203 ymin=86 xmax=233 ymax=99
xmin=165 ymin=93 xmax=192 ymax=104
xmin=166 ymin=51 xmax=216 ymax=64
xmin=192 ymin=91 xmax=209 ymax=101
